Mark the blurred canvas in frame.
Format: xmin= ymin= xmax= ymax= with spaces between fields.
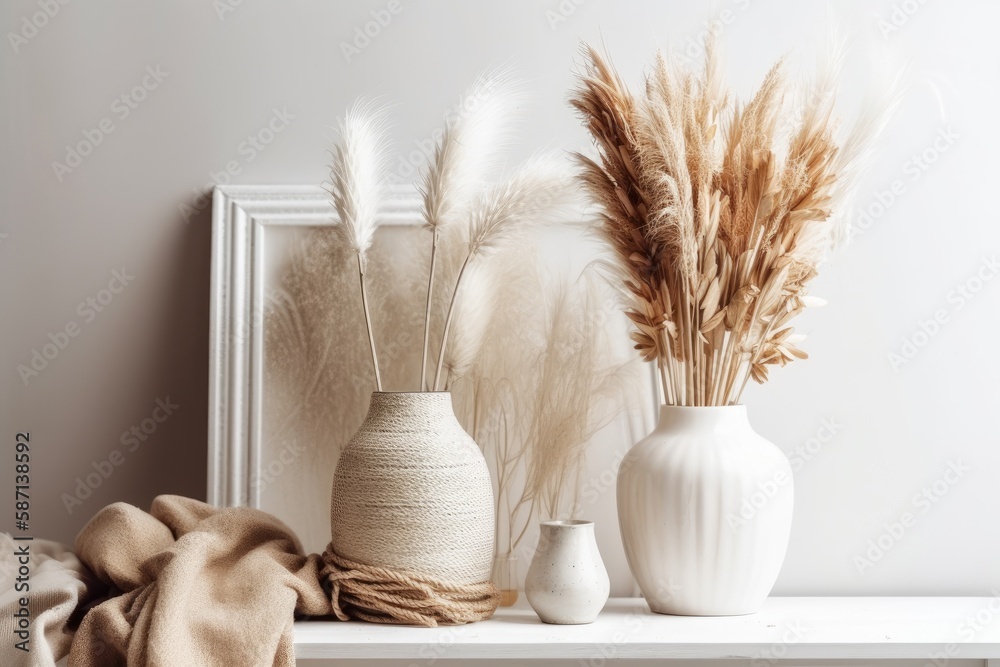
xmin=208 ymin=185 xmax=657 ymax=595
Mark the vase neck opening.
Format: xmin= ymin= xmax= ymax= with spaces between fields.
xmin=656 ymin=404 xmax=750 ymax=433
xmin=541 ymin=519 xmax=592 ymax=528
xmin=364 ymin=391 xmax=461 ymax=431
xmin=365 ymin=391 xmax=457 ymax=424
xmin=538 ymin=519 xmax=595 ymax=538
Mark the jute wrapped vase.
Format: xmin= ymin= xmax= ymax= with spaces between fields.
xmin=330 ymin=392 xmax=495 ymax=587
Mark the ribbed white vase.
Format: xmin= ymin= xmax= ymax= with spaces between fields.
xmin=330 ymin=392 xmax=495 ymax=585
xmin=617 ymin=405 xmax=793 ymax=616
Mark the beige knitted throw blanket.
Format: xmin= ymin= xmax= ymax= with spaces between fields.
xmin=0 ymin=535 xmax=103 ymax=667
xmin=67 ymin=495 xmax=330 ymax=667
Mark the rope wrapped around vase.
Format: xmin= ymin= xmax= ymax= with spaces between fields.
xmin=321 ymin=543 xmax=501 ymax=627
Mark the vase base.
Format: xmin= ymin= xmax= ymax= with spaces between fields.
xmin=538 ymin=616 xmax=599 ymax=625
xmin=645 ymin=600 xmax=761 ymax=617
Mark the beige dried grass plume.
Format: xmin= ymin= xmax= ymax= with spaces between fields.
xmin=432 ymin=152 xmax=572 ymax=391
xmin=572 ymin=38 xmax=897 ymax=406
xmin=325 ymin=99 xmax=392 ymax=391
xmin=325 ymin=72 xmax=572 ymax=395
xmin=419 ymin=71 xmax=521 ymax=390
xmin=451 ymin=260 xmax=635 ymax=557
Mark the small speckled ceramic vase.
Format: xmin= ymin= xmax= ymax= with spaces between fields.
xmin=524 ymin=520 xmax=610 ymax=624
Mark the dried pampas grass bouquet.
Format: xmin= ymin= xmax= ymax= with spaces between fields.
xmin=572 ymin=38 xmax=899 ymax=406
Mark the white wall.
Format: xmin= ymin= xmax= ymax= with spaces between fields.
xmin=2 ymin=0 xmax=998 ymax=594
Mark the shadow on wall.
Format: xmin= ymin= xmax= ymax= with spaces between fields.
xmin=142 ymin=196 xmax=213 ymax=503
xmin=152 ymin=198 xmax=212 ymax=500
xmin=57 ymin=196 xmax=213 ymax=543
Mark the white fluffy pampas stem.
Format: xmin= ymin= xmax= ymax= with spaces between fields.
xmin=419 ymin=71 xmax=521 ymax=390
xmin=433 ymin=153 xmax=572 ymax=391
xmin=326 ymin=71 xmax=573 ymax=395
xmin=326 ymin=100 xmax=392 ymax=391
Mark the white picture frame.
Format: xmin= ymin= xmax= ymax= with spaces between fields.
xmin=208 ymin=184 xmax=656 ymax=594
xmin=208 ymin=184 xmax=422 ymax=508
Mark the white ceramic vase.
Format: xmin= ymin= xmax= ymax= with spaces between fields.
xmin=525 ymin=520 xmax=610 ymax=624
xmin=617 ymin=405 xmax=793 ymax=616
xmin=330 ymin=392 xmax=495 ymax=586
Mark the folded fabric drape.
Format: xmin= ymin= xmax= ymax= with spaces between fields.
xmin=67 ymin=495 xmax=330 ymax=667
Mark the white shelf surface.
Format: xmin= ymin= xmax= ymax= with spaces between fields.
xmin=294 ymin=597 xmax=1000 ymax=661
